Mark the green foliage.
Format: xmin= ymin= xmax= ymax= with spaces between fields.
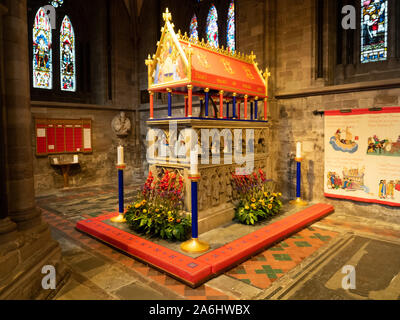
xmin=232 ymin=170 xmax=283 ymax=225
xmin=124 ymin=170 xmax=191 ymax=241
xmin=125 ymin=200 xmax=191 ymax=241
xmin=234 ymin=191 xmax=283 ymax=225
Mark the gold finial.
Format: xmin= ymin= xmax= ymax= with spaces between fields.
xmin=163 ymin=8 xmax=172 ymax=22
xmin=204 ymin=88 xmax=210 ymax=93
xmin=219 ymin=90 xmax=224 ymax=95
xmin=250 ymin=51 xmax=256 ymax=61
xmin=184 ymin=31 xmax=187 ymax=37
xmin=145 ymin=54 xmax=153 ymax=66
xmin=263 ymin=67 xmax=271 ymax=79
xmin=177 ymin=29 xmax=181 ymax=37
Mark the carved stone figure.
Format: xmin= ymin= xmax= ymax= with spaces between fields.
xmin=111 ymin=111 xmax=131 ymax=138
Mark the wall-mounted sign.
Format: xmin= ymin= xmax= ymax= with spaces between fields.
xmin=324 ymin=107 xmax=400 ymax=207
xmin=35 ymin=118 xmax=92 ymax=156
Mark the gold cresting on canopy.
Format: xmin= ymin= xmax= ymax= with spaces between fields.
xmin=145 ymin=8 xmax=270 ymax=98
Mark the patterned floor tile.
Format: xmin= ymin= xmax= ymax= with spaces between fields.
xmin=226 ymin=227 xmax=339 ymax=290
xmin=39 ymin=185 xmax=339 ymax=299
xmin=39 ymin=185 xmax=237 ymax=300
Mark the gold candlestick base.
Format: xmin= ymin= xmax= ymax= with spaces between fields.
xmin=110 ymin=214 xmax=126 ymax=223
xmin=289 ymin=198 xmax=308 ymax=206
xmin=181 ymin=238 xmax=210 ymax=253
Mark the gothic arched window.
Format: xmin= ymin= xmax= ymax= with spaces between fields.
xmin=227 ymin=0 xmax=235 ymax=52
xmin=190 ymin=14 xmax=199 ymax=40
xmin=49 ymin=0 xmax=64 ymax=8
xmin=360 ymin=0 xmax=388 ymax=63
xmin=33 ymin=7 xmax=53 ymax=90
xmin=206 ymin=4 xmax=218 ymax=48
xmin=60 ymin=16 xmax=76 ymax=92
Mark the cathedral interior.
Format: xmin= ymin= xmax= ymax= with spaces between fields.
xmin=1 ymin=0 xmax=400 ymax=301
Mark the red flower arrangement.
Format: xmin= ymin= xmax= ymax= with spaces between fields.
xmin=231 ymin=169 xmax=283 ymax=225
xmin=125 ymin=170 xmax=190 ymax=241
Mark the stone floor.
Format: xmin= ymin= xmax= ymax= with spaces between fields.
xmin=37 ymin=185 xmax=400 ymax=300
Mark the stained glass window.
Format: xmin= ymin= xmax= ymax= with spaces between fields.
xmin=190 ymin=15 xmax=199 ymax=40
xmin=361 ymin=0 xmax=388 ymax=63
xmin=60 ymin=16 xmax=76 ymax=92
xmin=33 ymin=7 xmax=52 ymax=90
xmin=49 ymin=0 xmax=64 ymax=8
xmin=206 ymin=4 xmax=218 ymax=48
xmin=227 ymin=0 xmax=235 ymax=52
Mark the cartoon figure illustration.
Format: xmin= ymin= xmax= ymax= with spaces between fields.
xmin=396 ymin=180 xmax=400 ymax=192
xmin=387 ymin=180 xmax=395 ymax=199
xmin=367 ymin=134 xmax=400 ymax=156
xmin=327 ymin=172 xmax=343 ymax=189
xmin=379 ymin=180 xmax=387 ymax=199
xmin=330 ymin=127 xmax=358 ymax=153
xmin=327 ymin=168 xmax=368 ymax=193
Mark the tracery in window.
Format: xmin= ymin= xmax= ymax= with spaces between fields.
xmin=33 ymin=7 xmax=53 ymax=89
xmin=361 ymin=0 xmax=388 ymax=63
xmin=60 ymin=16 xmax=76 ymax=92
xmin=227 ymin=0 xmax=235 ymax=52
xmin=190 ymin=14 xmax=199 ymax=40
xmin=206 ymin=4 xmax=218 ymax=48
xmin=49 ymin=0 xmax=64 ymax=8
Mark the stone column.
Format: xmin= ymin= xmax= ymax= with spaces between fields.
xmin=3 ymin=0 xmax=41 ymax=230
xmin=0 ymin=0 xmax=67 ymax=299
xmin=0 ymin=0 xmax=18 ymax=244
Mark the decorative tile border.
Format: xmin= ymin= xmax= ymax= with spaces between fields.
xmin=76 ymin=203 xmax=334 ymax=288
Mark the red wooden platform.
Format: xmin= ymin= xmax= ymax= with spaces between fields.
xmin=76 ymin=203 xmax=334 ymax=288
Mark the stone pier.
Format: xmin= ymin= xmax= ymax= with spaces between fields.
xmin=0 ymin=0 xmax=67 ymax=299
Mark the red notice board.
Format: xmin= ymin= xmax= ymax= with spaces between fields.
xmin=35 ymin=119 xmax=93 ymax=156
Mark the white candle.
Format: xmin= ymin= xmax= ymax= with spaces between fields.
xmin=117 ymin=146 xmax=124 ymax=165
xmin=296 ymin=142 xmax=302 ymax=159
xmin=190 ymin=150 xmax=198 ymax=175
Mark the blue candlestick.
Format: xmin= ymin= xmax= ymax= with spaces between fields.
xmin=226 ymin=102 xmax=230 ymax=119
xmin=191 ymin=180 xmax=198 ymax=239
xmin=181 ymin=175 xmax=209 ymax=253
xmin=296 ymin=161 xmax=301 ymax=199
xmin=290 ymin=159 xmax=308 ymax=206
xmin=251 ymin=102 xmax=254 ymax=120
xmin=111 ymin=166 xmax=127 ymax=223
xmin=255 ymin=100 xmax=258 ymax=120
xmin=118 ymin=169 xmax=124 ymax=213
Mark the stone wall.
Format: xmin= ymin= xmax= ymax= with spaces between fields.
xmin=267 ymin=0 xmax=400 ymax=223
xmin=31 ymin=105 xmax=140 ymax=195
xmin=30 ymin=0 xmax=142 ymax=195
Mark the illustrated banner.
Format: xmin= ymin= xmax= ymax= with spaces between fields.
xmin=324 ymin=107 xmax=400 ymax=207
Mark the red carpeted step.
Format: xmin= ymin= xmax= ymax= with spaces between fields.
xmin=76 ymin=215 xmax=212 ymax=286
xmin=76 ymin=203 xmax=334 ymax=287
xmin=197 ymin=203 xmax=334 ymax=273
